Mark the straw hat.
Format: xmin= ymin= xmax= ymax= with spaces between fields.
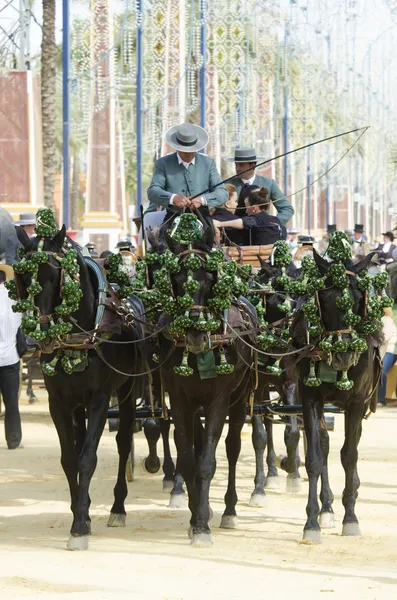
xmin=0 ymin=264 xmax=14 ymax=281
xmin=165 ymin=123 xmax=209 ymax=153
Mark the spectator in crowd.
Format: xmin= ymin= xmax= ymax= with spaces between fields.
xmin=317 ymin=224 xmax=336 ymax=255
xmin=85 ymin=242 xmax=98 ymax=258
xmin=378 ymin=307 xmax=397 ymax=407
xmin=287 ymin=227 xmax=300 ymax=256
xmin=352 ymin=224 xmax=371 ymax=263
xmin=377 ymin=231 xmax=396 ymax=265
xmin=6 ymin=213 xmax=36 ymax=266
xmin=0 ymin=265 xmax=23 ymax=449
xmin=294 ymin=235 xmax=316 ymax=267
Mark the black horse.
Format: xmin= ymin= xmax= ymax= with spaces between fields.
xmin=290 ymin=250 xmax=382 ymax=543
xmin=249 ymin=259 xmax=302 ymax=507
xmin=15 ymin=226 xmax=144 ymax=550
xmin=158 ymin=227 xmax=255 ymax=546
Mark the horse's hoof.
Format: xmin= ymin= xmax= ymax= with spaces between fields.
xmin=142 ymin=457 xmax=161 ymax=475
xmin=67 ymin=535 xmax=89 ymax=551
xmin=286 ymin=475 xmax=302 ymax=494
xmin=190 ymin=532 xmax=213 ymax=548
xmin=301 ymin=529 xmax=322 ymax=545
xmin=162 ymin=479 xmax=173 ymax=492
xmin=220 ymin=515 xmax=238 ymax=529
xmin=265 ymin=476 xmax=280 ymax=490
xmin=249 ymin=493 xmax=267 ymax=507
xmin=342 ymin=522 xmax=362 ymax=537
xmin=168 ymin=493 xmax=187 ymax=509
xmin=319 ymin=512 xmax=336 ymax=529
xmin=107 ymin=512 xmax=126 ymax=528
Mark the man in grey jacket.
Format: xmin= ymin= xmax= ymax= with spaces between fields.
xmin=224 ymin=148 xmax=294 ymax=225
xmin=147 ymin=123 xmax=228 ymax=219
xmin=5 ymin=213 xmax=36 ymax=266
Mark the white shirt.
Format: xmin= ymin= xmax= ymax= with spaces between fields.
xmin=240 ymin=174 xmax=256 ymax=185
xmin=170 ymin=154 xmax=206 ymax=206
xmin=0 ymin=284 xmax=22 ymax=367
xmin=382 ymin=241 xmax=392 ymax=254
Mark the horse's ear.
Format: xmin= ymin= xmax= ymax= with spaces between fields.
xmin=258 ymin=257 xmax=273 ymax=278
xmin=146 ymin=227 xmax=157 ymax=250
xmin=16 ymin=226 xmax=30 ymax=248
xmin=52 ymin=225 xmax=66 ymax=250
xmin=165 ymin=230 xmax=181 ymax=255
xmin=352 ymin=251 xmax=377 ymax=274
xmin=313 ymin=248 xmax=329 ymax=275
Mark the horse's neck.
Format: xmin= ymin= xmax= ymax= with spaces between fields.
xmin=73 ymin=258 xmax=96 ymax=331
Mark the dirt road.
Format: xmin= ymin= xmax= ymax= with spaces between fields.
xmin=0 ymin=396 xmax=396 ymax=600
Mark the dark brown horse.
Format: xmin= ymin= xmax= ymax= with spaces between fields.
xmin=15 ymin=227 xmax=144 ymax=550
xmin=290 ymin=250 xmax=382 ymax=543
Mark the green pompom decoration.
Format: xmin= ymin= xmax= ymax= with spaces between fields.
xmin=332 ymin=334 xmax=349 ymax=352
xmin=216 ymin=347 xmax=234 ymax=375
xmin=273 ymin=240 xmax=291 ymax=266
xmin=183 ymin=275 xmax=200 ymax=295
xmin=336 ymin=289 xmax=353 ymax=311
xmin=41 ymin=355 xmax=60 ymax=376
xmin=29 ymin=325 xmax=47 ymax=342
xmin=373 ymin=272 xmax=388 ymax=291
xmin=326 ymin=231 xmax=352 ymax=261
xmin=35 ymin=208 xmax=58 ymax=238
xmin=144 ymin=251 xmax=159 ymax=266
xmin=266 ymin=359 xmax=282 ymax=376
xmin=177 ymin=293 xmax=194 ymax=310
xmin=4 ymin=280 xmax=18 ymax=301
xmin=22 ymin=315 xmax=38 ymax=332
xmin=349 ymin=331 xmax=368 ymax=352
xmin=174 ymin=351 xmax=194 ymax=376
xmin=304 ymin=361 xmax=322 ymax=387
xmin=169 ymin=213 xmax=203 ymax=243
xmin=380 ymin=294 xmax=394 ymax=308
xmin=335 ymin=370 xmax=354 ymax=391
xmin=319 ymin=334 xmax=333 ymax=352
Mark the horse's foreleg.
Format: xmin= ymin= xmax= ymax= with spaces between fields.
xmin=249 ymin=415 xmax=268 ymax=506
xmin=160 ymin=418 xmax=175 ymax=491
xmin=169 ymin=401 xmax=197 ymax=532
xmin=265 ymin=418 xmax=279 ymax=489
xmin=68 ymin=394 xmax=109 ymax=550
xmin=193 ymin=399 xmax=229 ymax=547
xmin=108 ymin=382 xmax=135 ymax=528
xmin=142 ymin=418 xmax=161 ymax=474
xmin=340 ymin=401 xmax=365 ymax=537
xmin=281 ymin=381 xmax=302 ymax=493
xmin=73 ymin=406 xmax=90 ymax=530
xmin=318 ymin=416 xmax=335 ymax=529
xmin=302 ymin=392 xmax=323 ymax=544
xmin=49 ymin=398 xmax=79 ymax=545
xmin=221 ymin=395 xmax=247 ymax=527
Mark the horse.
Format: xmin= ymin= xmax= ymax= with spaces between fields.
xmin=249 ymin=259 xmax=302 ymax=507
xmin=290 ymin=249 xmax=383 ymax=543
xmin=157 ymin=226 xmax=255 ymax=546
xmin=14 ymin=225 xmax=144 ymax=550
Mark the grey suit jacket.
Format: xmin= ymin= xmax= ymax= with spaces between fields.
xmin=5 ymin=228 xmax=22 ymax=265
xmin=229 ymin=174 xmax=294 ymax=225
xmin=147 ymin=153 xmax=228 ymax=213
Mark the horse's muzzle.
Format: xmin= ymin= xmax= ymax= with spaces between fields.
xmin=185 ymin=330 xmax=209 ymax=355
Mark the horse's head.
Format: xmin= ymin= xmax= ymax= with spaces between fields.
xmin=256 ymin=257 xmax=300 ymax=324
xmin=166 ymin=226 xmax=217 ymax=354
xmin=311 ymin=249 xmax=375 ymax=371
xmin=13 ymin=225 xmax=87 ymax=354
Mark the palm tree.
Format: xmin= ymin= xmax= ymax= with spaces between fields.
xmin=41 ymin=0 xmax=57 ymax=209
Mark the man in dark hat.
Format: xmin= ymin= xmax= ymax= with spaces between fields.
xmin=115 ymin=240 xmax=135 ymax=253
xmin=5 ymin=212 xmax=37 ymax=266
xmin=352 ymin=224 xmax=370 ymax=262
xmin=84 ymin=242 xmax=99 ymax=259
xmin=147 ymin=123 xmax=227 ymax=219
xmin=318 ymin=224 xmax=337 ymax=255
xmin=224 ymin=148 xmax=294 ymax=225
xmin=293 ymin=235 xmax=315 ymax=266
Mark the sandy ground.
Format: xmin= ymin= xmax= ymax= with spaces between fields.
xmin=0 ymin=387 xmax=397 ymax=600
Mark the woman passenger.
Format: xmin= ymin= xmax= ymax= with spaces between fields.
xmin=210 ymin=184 xmax=244 ymax=246
xmin=212 ymin=187 xmax=286 ymax=245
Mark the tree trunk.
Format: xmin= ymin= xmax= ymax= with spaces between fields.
xmin=71 ymin=154 xmax=80 ymax=230
xmin=41 ymin=0 xmax=57 ymax=210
